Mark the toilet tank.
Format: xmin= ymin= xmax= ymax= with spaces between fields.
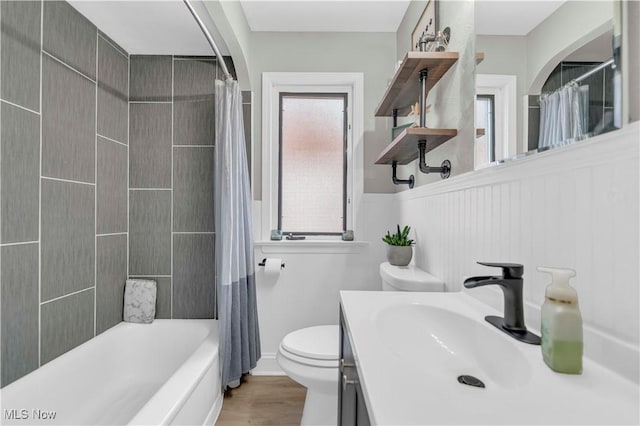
xmin=379 ymin=262 xmax=445 ymax=292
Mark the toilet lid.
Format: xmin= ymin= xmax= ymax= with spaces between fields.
xmin=281 ymin=325 xmax=339 ymax=361
xmin=380 ymin=262 xmax=444 ymax=291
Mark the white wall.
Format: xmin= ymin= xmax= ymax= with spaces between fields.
xmin=476 ymin=35 xmax=528 ymax=152
xmin=397 ymin=124 xmax=639 ymax=382
xmin=527 ymin=1 xmax=612 ymax=93
xmin=252 ymin=194 xmax=396 ymax=374
xmin=248 ymin=32 xmax=398 ymax=198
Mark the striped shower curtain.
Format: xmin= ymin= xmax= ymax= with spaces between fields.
xmin=214 ymin=78 xmax=260 ymax=390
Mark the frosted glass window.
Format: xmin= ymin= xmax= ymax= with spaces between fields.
xmin=279 ymin=94 xmax=346 ymax=234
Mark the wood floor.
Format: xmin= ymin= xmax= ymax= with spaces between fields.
xmin=215 ymin=375 xmax=306 ymax=426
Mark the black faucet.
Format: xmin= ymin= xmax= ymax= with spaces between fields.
xmin=464 ymin=262 xmax=541 ymax=345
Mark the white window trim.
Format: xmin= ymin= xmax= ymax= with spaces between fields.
xmin=261 ymin=72 xmax=364 ymax=242
xmin=476 ymin=74 xmax=517 ymax=162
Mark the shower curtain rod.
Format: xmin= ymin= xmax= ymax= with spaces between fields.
xmin=570 ymin=58 xmax=614 ymax=85
xmin=183 ymin=0 xmax=233 ymax=81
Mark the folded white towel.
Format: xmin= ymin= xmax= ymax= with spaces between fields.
xmin=123 ymin=279 xmax=157 ymax=323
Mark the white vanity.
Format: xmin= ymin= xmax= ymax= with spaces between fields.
xmin=338 ymin=291 xmax=639 ymax=425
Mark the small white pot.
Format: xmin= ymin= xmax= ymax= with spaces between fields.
xmin=385 ymin=245 xmax=413 ymax=266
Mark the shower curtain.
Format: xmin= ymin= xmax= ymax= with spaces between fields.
xmin=214 ymin=78 xmax=260 ymax=390
xmin=538 ymin=83 xmax=589 ymax=149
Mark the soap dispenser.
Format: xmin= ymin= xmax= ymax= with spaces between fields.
xmin=538 ymin=267 xmax=583 ymax=374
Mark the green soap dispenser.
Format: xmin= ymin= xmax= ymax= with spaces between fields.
xmin=538 ymin=266 xmax=583 ymax=374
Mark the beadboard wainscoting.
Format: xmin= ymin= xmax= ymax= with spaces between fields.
xmin=397 ymin=123 xmax=639 ymax=383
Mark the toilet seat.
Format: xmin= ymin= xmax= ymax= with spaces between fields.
xmin=279 ymin=325 xmax=339 ymax=368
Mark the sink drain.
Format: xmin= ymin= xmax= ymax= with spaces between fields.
xmin=457 ymin=375 xmax=485 ymax=388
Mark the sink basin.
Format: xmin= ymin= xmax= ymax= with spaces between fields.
xmin=375 ymin=303 xmax=532 ymax=389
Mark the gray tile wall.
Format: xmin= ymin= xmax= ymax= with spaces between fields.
xmin=1 ymin=243 xmax=39 ymax=386
xmin=1 ymin=2 xmax=246 ymax=387
xmin=1 ymin=103 xmax=40 ymax=243
xmin=1 ymin=1 xmax=41 ymax=112
xmin=129 ymin=189 xmax=171 ymax=275
xmin=41 ymin=54 xmax=96 ymax=183
xmin=128 ymin=56 xmax=231 ymax=320
xmin=173 ymin=234 xmax=215 ymax=319
xmin=96 ymin=234 xmax=127 ymax=334
xmin=129 ymin=103 xmax=172 ymax=188
xmin=41 ymin=179 xmax=95 ymax=301
xmin=0 ymin=1 xmax=129 ymax=387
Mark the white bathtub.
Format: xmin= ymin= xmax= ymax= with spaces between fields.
xmin=0 ymin=320 xmax=222 ymax=426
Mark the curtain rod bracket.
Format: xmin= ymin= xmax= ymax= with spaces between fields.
xmin=183 ymin=0 xmax=233 ymax=81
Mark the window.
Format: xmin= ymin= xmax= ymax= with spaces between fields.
xmin=475 ymin=75 xmax=517 ymax=169
xmin=279 ymin=93 xmax=347 ymax=235
xmin=261 ymin=73 xmax=363 ymax=242
xmin=476 ymin=94 xmax=496 ymax=166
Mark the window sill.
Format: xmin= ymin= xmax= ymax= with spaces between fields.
xmin=254 ymin=240 xmax=368 ymax=254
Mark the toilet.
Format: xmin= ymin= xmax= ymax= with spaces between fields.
xmin=276 ymin=262 xmax=444 ymax=425
xmin=379 ymin=261 xmax=445 ymax=292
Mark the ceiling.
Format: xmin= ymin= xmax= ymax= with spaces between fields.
xmin=68 ymin=0 xmax=573 ymax=56
xmin=475 ymin=0 xmax=566 ymax=36
xmin=68 ymin=0 xmax=228 ymax=55
xmin=239 ymin=0 xmax=411 ymax=32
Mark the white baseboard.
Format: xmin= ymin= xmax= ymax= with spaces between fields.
xmin=251 ymin=352 xmax=285 ymax=375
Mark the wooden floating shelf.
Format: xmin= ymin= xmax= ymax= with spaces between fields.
xmin=476 ymin=52 xmax=485 ymax=64
xmin=476 ymin=128 xmax=486 ymax=137
xmin=375 ymin=127 xmax=458 ymax=165
xmin=375 ymin=51 xmax=459 ymax=117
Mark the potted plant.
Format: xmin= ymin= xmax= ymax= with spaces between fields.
xmin=382 ymin=225 xmax=414 ymax=266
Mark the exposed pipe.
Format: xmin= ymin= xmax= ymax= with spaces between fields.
xmin=418 ymin=141 xmax=451 ymax=179
xmin=183 ymin=0 xmax=233 ymax=81
xmin=391 ymin=161 xmax=415 ymax=188
xmin=419 ymin=69 xmax=428 ymax=128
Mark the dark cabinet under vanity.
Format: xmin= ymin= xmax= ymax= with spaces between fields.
xmin=338 ymin=307 xmax=371 ymax=426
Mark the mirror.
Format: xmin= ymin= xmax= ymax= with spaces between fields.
xmin=474 ymin=0 xmax=621 ymax=169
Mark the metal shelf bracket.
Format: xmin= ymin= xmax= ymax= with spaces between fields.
xmin=418 ymin=141 xmax=451 ymax=179
xmin=391 ymin=161 xmax=415 ymax=188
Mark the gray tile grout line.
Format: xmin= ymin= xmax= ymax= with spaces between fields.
xmin=129 ymin=101 xmax=172 ymax=104
xmin=0 ymin=0 xmax=2 ymax=343
xmin=173 ymin=145 xmax=214 ymax=148
xmin=127 ymin=51 xmax=130 ymax=297
xmin=0 ymin=240 xmax=39 ymax=247
xmin=97 ymin=33 xmax=127 ymax=60
xmin=97 ymin=133 xmax=127 ymax=147
xmin=173 ymin=232 xmax=216 ymax=234
xmin=129 ymin=275 xmax=172 ymax=278
xmin=0 ymin=99 xmax=40 ymax=116
xmin=42 ymin=176 xmax=95 ymax=186
xmin=40 ymin=286 xmax=95 ymax=306
xmin=129 ymin=187 xmax=171 ymax=191
xmin=94 ymin=27 xmax=98 ymax=337
xmin=0 ymin=0 xmax=2 ymax=347
xmin=171 ymin=55 xmax=174 ymax=319
xmin=38 ymin=0 xmax=44 ymax=368
xmin=96 ymin=232 xmax=127 ymax=237
xmin=173 ymin=57 xmax=215 ymax=62
xmin=42 ymin=50 xmax=95 ymax=84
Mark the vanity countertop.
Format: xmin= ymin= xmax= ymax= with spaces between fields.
xmin=339 ymin=291 xmax=639 ymax=425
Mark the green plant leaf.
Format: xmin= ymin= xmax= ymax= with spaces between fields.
xmin=382 ymin=224 xmax=414 ymax=246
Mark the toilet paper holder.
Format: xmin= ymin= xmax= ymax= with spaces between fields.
xmin=258 ymin=258 xmax=285 ymax=269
